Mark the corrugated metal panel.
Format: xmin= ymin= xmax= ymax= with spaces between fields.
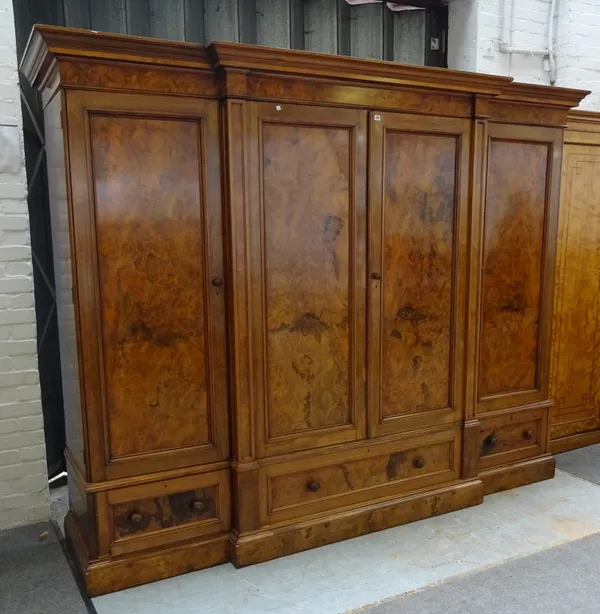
xmin=238 ymin=0 xmax=257 ymax=44
xmin=63 ymin=0 xmax=91 ymax=29
xmin=184 ymin=0 xmax=205 ymax=43
xmin=91 ymin=0 xmax=127 ymax=34
xmin=289 ymin=0 xmax=304 ymax=50
xmin=204 ymin=0 xmax=238 ymax=42
xmin=394 ymin=10 xmax=426 ymax=65
xmin=149 ymin=0 xmax=185 ymax=41
xmin=126 ymin=0 xmax=151 ymax=36
xmin=350 ymin=2 xmax=384 ymax=60
xmin=304 ymin=0 xmax=339 ymax=55
xmin=257 ymin=0 xmax=290 ymax=49
xmin=58 ymin=0 xmax=437 ymax=66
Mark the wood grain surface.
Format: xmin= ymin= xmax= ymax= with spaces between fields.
xmin=381 ymin=131 xmax=456 ymax=418
xmin=550 ymin=145 xmax=600 ymax=439
xmin=269 ymin=439 xmax=454 ymax=511
xmin=262 ymin=122 xmax=352 ymax=436
xmin=479 ymin=140 xmax=549 ymax=397
xmin=91 ymin=115 xmax=211 ymax=458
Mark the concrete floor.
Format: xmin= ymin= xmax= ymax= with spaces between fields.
xmin=91 ymin=449 xmax=600 ymax=614
xmin=361 ymin=531 xmax=600 ymax=614
xmin=0 ymin=522 xmax=89 ymax=614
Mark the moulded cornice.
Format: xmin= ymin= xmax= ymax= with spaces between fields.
xmin=207 ymin=40 xmax=514 ymax=97
xmin=499 ymin=81 xmax=590 ymax=110
xmin=20 ymin=25 xmax=210 ymax=89
xmin=20 ymin=25 xmax=591 ymax=112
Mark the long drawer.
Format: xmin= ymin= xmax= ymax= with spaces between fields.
xmin=106 ymin=469 xmax=230 ymax=556
xmin=260 ymin=429 xmax=461 ymax=525
xmin=479 ymin=408 xmax=546 ymax=470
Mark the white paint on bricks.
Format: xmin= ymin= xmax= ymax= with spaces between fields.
xmin=0 ymin=0 xmax=47 ymax=529
xmin=0 ymin=125 xmax=21 ymax=173
xmin=448 ymin=0 xmax=599 ymax=110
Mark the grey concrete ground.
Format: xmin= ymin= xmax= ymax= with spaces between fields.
xmin=358 ymin=531 xmax=600 ymax=614
xmin=556 ymin=443 xmax=600 ymax=485
xmin=0 ymin=521 xmax=90 ymax=614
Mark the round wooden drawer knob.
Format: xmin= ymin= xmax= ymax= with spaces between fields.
xmin=487 ymin=434 xmax=497 ymax=447
xmin=129 ymin=511 xmax=143 ymax=525
xmin=413 ymin=456 xmax=425 ymax=469
xmin=212 ymin=277 xmax=224 ymax=287
xmin=192 ymin=500 xmax=207 ymax=513
xmin=307 ymin=480 xmax=320 ymax=493
xmin=523 ymin=429 xmax=534 ymax=441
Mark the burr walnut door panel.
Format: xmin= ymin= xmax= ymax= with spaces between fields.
xmin=477 ymin=124 xmax=562 ymax=414
xmin=368 ymin=113 xmax=471 ymax=437
xmin=66 ymin=91 xmax=229 ymax=480
xmin=247 ymin=102 xmax=368 ymax=457
xmin=550 ymin=145 xmax=600 ymax=440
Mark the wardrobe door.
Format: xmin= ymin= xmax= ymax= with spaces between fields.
xmin=368 ymin=113 xmax=470 ymax=437
xmin=66 ymin=91 xmax=229 ymax=480
xmin=550 ymin=144 xmax=600 ymax=441
xmin=476 ymin=124 xmax=562 ymax=414
xmin=247 ymin=102 xmax=368 ymax=457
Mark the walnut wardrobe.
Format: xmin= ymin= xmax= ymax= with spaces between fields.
xmin=21 ymin=25 xmax=588 ymax=596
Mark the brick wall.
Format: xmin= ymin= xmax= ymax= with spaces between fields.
xmin=0 ymin=0 xmax=48 ymax=529
xmin=448 ymin=0 xmax=599 ymax=110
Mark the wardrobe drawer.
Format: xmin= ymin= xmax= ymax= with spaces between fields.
xmin=262 ymin=430 xmax=460 ymax=524
xmin=107 ymin=469 xmax=230 ymax=556
xmin=479 ymin=409 xmax=546 ymax=470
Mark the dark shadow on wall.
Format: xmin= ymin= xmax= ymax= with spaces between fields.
xmin=12 ymin=0 xmax=66 ymax=478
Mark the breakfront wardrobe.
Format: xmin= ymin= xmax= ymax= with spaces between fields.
xmin=21 ymin=25 xmax=588 ymax=596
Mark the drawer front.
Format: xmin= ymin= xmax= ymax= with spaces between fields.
xmin=262 ymin=430 xmax=460 ymax=524
xmin=479 ymin=409 xmax=546 ymax=470
xmin=107 ymin=469 xmax=230 ymax=556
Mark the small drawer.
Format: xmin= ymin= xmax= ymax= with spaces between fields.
xmin=107 ymin=469 xmax=230 ymax=556
xmin=262 ymin=430 xmax=460 ymax=524
xmin=479 ymin=409 xmax=546 ymax=470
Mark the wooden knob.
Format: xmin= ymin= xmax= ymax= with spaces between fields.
xmin=191 ymin=500 xmax=207 ymax=513
xmin=523 ymin=429 xmax=534 ymax=441
xmin=307 ymin=480 xmax=320 ymax=492
xmin=413 ymin=456 xmax=425 ymax=469
xmin=486 ymin=434 xmax=497 ymax=447
xmin=371 ymin=272 xmax=382 ymax=281
xmin=129 ymin=511 xmax=143 ymax=525
xmin=212 ymin=277 xmax=223 ymax=287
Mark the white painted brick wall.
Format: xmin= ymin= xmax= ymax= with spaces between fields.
xmin=449 ymin=0 xmax=600 ymax=110
xmin=0 ymin=0 xmax=48 ymax=529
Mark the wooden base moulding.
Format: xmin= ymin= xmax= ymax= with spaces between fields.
xmin=480 ymin=455 xmax=556 ymax=496
xmin=550 ymin=431 xmax=600 ymax=455
xmin=65 ymin=512 xmax=230 ymax=597
xmin=230 ymin=479 xmax=483 ymax=567
xmin=66 ymin=479 xmax=483 ymax=596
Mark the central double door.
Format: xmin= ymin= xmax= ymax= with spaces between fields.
xmin=246 ymin=102 xmax=471 ymax=458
